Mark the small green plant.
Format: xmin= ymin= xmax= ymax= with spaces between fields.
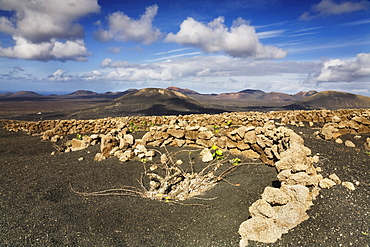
xmin=140 ymin=158 xmax=147 ymax=164
xmin=143 ymin=121 xmax=155 ymax=130
xmin=76 ymin=134 xmax=82 ymax=140
xmin=225 ymin=120 xmax=232 ymax=126
xmin=211 ymin=145 xmax=224 ymax=160
xmin=128 ymin=121 xmax=138 ymax=133
xmin=231 ymin=158 xmax=242 ymax=166
xmin=129 ymin=126 xmax=138 ymax=132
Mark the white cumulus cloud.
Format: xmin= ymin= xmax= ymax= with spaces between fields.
xmin=0 ymin=37 xmax=88 ymax=61
xmin=300 ymin=0 xmax=369 ymax=20
xmin=48 ymin=69 xmax=74 ymax=81
xmin=311 ymin=52 xmax=370 ymax=82
xmin=94 ymin=4 xmax=163 ymax=44
xmin=164 ymin=16 xmax=287 ymax=59
xmin=0 ymin=0 xmax=100 ymax=61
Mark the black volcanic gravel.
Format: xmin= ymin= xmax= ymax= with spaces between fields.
xmin=1 ymin=124 xmax=369 ymax=247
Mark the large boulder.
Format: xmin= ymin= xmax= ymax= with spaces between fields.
xmin=239 ymin=217 xmax=283 ymax=246
xmin=71 ymin=138 xmax=89 ymax=151
xmin=319 ymin=124 xmax=337 ymax=140
xmin=100 ymin=135 xmax=119 ymax=157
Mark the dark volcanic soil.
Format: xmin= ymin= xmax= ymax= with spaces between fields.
xmin=0 ymin=127 xmax=277 ymax=246
xmin=1 ymin=124 xmax=369 ymax=246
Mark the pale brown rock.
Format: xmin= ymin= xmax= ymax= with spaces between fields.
xmin=261 ymin=187 xmax=291 ymax=206
xmin=42 ymin=129 xmax=55 ymax=140
xmin=347 ymin=120 xmax=360 ymax=129
xmin=200 ymin=148 xmax=213 ymax=163
xmin=249 ymin=199 xmax=276 ymax=218
xmin=333 ymin=132 xmax=342 ymax=139
xmin=119 ymin=150 xmax=133 ymax=162
xmin=225 ymin=138 xmax=237 ymax=149
xmin=342 ymin=181 xmax=356 ymax=191
xmin=100 ymin=135 xmax=119 ymax=157
xmin=352 ymin=116 xmax=370 ymax=125
xmin=241 ymin=149 xmax=260 ymax=159
xmin=142 ymin=131 xmax=155 ymax=142
xmin=236 ymin=141 xmax=250 ymax=151
xmin=94 ymin=153 xmax=106 ymax=161
xmin=198 ymin=130 xmax=213 ymax=140
xmin=154 ymin=131 xmax=169 ymax=140
xmin=335 ymin=138 xmax=343 ymax=144
xmin=319 ymin=178 xmax=336 ymax=188
xmin=284 ymin=185 xmax=312 ymax=208
xmin=286 ymin=172 xmax=311 ymax=186
xmin=319 ymin=124 xmax=337 ymax=140
xmin=239 ymin=217 xmax=283 ymax=246
xmin=329 ymin=173 xmax=341 ymax=184
xmin=234 ymin=126 xmax=247 ymax=139
xmin=358 ymin=124 xmax=370 ymax=133
xmin=273 ymin=202 xmax=309 ymax=232
xmin=71 ymin=138 xmax=89 ymax=151
xmin=244 ymin=130 xmax=257 ymax=144
xmin=332 ymin=116 xmax=341 ymax=123
xmin=134 ymin=144 xmax=147 ymax=156
xmin=185 ymin=130 xmax=198 ymax=140
xmin=365 ymin=137 xmax=370 ymax=150
xmin=50 ymin=135 xmax=60 ymax=143
xmin=170 ymin=139 xmax=186 ymax=147
xmin=123 ymin=134 xmax=135 ymax=145
xmin=344 ymin=140 xmax=355 ymax=148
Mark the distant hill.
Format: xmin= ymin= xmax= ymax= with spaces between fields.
xmin=68 ymin=90 xmax=98 ymax=96
xmin=0 ymin=92 xmax=14 ymax=97
xmin=60 ymin=89 xmax=137 ymax=99
xmin=103 ymin=89 xmax=138 ymax=98
xmin=8 ymin=91 xmax=44 ymax=98
xmin=189 ymin=89 xmax=318 ymax=110
xmin=285 ymin=91 xmax=370 ymax=110
xmin=69 ymin=88 xmax=225 ymax=119
xmin=238 ymin=89 xmax=266 ymax=95
xmin=0 ymin=91 xmax=47 ymax=101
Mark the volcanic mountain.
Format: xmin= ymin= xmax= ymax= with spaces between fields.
xmin=69 ymin=88 xmax=225 ymax=119
xmin=1 ymin=91 xmax=45 ymax=99
xmin=284 ymin=91 xmax=370 ymax=110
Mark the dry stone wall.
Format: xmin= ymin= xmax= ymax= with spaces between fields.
xmin=316 ymin=112 xmax=370 ymax=141
xmin=267 ymin=108 xmax=370 ymax=127
xmin=3 ymin=109 xmax=369 ymax=138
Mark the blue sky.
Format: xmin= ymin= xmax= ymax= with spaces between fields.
xmin=0 ymin=0 xmax=369 ymax=96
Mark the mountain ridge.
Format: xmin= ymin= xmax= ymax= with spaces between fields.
xmin=1 ymin=87 xmax=369 ymax=117
xmin=69 ymin=88 xmax=225 ymax=119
